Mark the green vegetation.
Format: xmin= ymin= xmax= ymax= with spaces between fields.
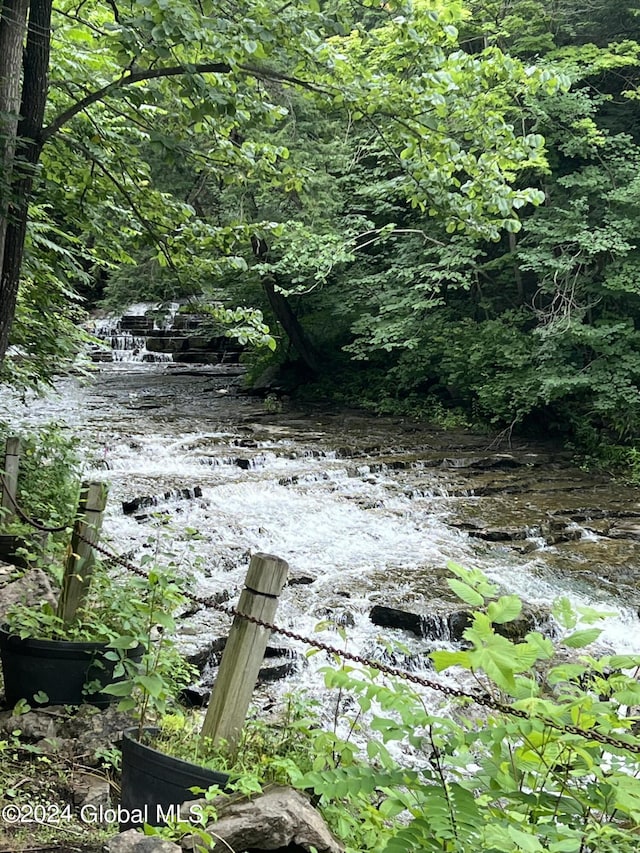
xmin=0 ymin=422 xmax=82 ymax=534
xmin=2 ymin=1 xmax=640 ymax=456
xmin=142 ymin=564 xmax=640 ymax=853
xmin=3 ymin=478 xmax=640 ymax=853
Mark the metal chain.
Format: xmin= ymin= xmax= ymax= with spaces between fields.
xmin=80 ymin=533 xmax=640 ymax=756
xmin=0 ymin=472 xmax=71 ymax=534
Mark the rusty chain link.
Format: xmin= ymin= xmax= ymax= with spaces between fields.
xmin=3 ymin=444 xmax=637 ymax=755
xmin=77 ymin=532 xmax=640 ymax=756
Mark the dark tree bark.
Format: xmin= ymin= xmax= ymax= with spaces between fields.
xmin=0 ymin=0 xmax=30 ymax=301
xmin=262 ymin=277 xmax=323 ymax=375
xmin=0 ymin=0 xmax=52 ymax=362
xmin=251 ymin=236 xmax=322 ymax=374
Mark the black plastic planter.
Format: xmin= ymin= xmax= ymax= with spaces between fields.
xmin=0 ymin=627 xmax=142 ymax=708
xmin=120 ymin=728 xmax=229 ymax=829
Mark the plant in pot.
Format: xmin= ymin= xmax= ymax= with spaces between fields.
xmin=113 ymin=552 xmax=290 ymax=829
xmin=0 ymin=481 xmax=145 ymax=708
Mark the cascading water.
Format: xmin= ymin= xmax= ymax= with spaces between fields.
xmin=93 ymin=306 xmax=174 ymax=364
xmin=2 ymin=360 xmax=640 ymax=719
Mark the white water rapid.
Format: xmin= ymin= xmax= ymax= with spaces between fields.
xmin=2 ymin=360 xmax=640 ymax=719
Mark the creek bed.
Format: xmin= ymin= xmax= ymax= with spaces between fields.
xmin=2 ymin=362 xmax=640 ymax=717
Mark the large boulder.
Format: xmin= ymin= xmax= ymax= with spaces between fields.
xmin=183 ymin=786 xmax=344 ymax=853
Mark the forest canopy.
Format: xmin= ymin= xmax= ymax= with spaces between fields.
xmin=1 ymin=0 xmax=640 ymax=450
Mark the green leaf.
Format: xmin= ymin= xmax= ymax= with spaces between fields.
xmin=507 ymin=826 xmax=544 ymax=852
xmin=431 ymin=649 xmax=472 ymax=671
xmin=137 ymin=674 xmax=165 ymax=697
xmin=447 ymin=578 xmax=484 ymax=606
xmin=487 ymin=595 xmax=522 ymax=624
xmin=101 ymin=681 xmax=133 ymax=697
xmin=562 ymin=629 xmax=602 ymax=648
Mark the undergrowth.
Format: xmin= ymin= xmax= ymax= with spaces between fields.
xmin=149 ymin=563 xmax=640 ymax=853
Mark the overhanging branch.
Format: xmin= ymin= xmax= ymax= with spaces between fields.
xmin=41 ymin=59 xmax=334 ymax=144
xmin=41 ymin=61 xmax=231 ymax=141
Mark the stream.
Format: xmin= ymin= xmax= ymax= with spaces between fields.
xmin=2 ymin=359 xmax=640 ymax=718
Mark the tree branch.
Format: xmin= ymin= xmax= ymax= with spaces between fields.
xmin=41 ymin=56 xmax=337 ymax=145
xmin=41 ymin=61 xmax=231 ymax=141
xmin=239 ymin=63 xmax=333 ymax=96
xmin=66 ymin=137 xmax=177 ymax=271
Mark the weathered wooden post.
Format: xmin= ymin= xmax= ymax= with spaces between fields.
xmin=201 ymin=552 xmax=289 ymax=751
xmin=1 ymin=437 xmax=21 ymax=523
xmin=57 ymin=481 xmax=108 ymax=624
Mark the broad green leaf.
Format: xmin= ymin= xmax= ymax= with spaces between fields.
xmin=447 ymin=578 xmax=484 ymax=606
xmin=487 ymin=595 xmax=522 ymax=624
xmin=431 ymin=649 xmax=472 ymax=671
xmin=507 ymin=826 xmax=544 ymax=852
xmin=562 ymin=629 xmax=602 ymax=648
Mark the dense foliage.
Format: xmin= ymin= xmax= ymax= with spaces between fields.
xmin=293 ymin=565 xmax=640 ymax=852
xmin=2 ymin=0 xmax=640 ymax=447
xmin=146 ymin=565 xmax=640 ymax=853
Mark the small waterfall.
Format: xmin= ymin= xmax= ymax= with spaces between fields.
xmin=93 ymin=309 xmax=173 ymax=364
xmin=89 ymin=302 xmax=243 ymax=365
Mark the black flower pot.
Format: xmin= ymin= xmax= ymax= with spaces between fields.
xmin=119 ymin=727 xmax=229 ymax=829
xmin=0 ymin=627 xmax=143 ymax=708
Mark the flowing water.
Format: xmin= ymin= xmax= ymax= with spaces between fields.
xmin=2 ymin=357 xmax=640 ymax=717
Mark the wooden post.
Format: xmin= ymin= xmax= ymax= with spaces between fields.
xmin=1 ymin=437 xmax=21 ymax=524
xmin=57 ymin=481 xmax=108 ymax=624
xmin=201 ymin=552 xmax=289 ymax=751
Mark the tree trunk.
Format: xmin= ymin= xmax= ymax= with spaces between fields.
xmin=0 ymin=0 xmax=30 ymax=313
xmin=261 ymin=277 xmax=323 ymax=375
xmin=0 ymin=0 xmax=52 ymax=361
xmin=251 ymin=235 xmax=322 ymax=374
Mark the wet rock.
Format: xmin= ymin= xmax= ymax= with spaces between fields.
xmin=468 ymin=527 xmax=528 ymax=542
xmin=288 ymin=569 xmax=317 ymax=586
xmin=233 ymin=438 xmax=259 ymax=448
xmin=90 ymin=346 xmax=113 ymax=363
xmin=314 ymin=604 xmax=356 ymax=629
xmin=184 ymin=636 xmax=227 ymax=671
xmin=183 ymin=786 xmax=344 ymax=853
xmin=146 ymin=336 xmax=188 ymax=354
xmin=581 ymin=519 xmax=611 ymax=535
xmin=371 ymin=604 xmax=549 ymax=643
xmin=607 ymin=521 xmax=640 ymax=541
xmin=510 ymin=540 xmax=541 ymax=554
xmin=120 ymin=316 xmax=155 ymax=333
xmin=122 ymin=487 xmax=203 ymax=514
xmin=182 ymin=642 xmax=300 ymax=706
xmin=108 ymin=830 xmax=181 ymax=853
xmin=446 ymin=611 xmax=473 ymax=641
xmin=370 ymin=605 xmax=424 ymax=637
xmin=440 ymin=454 xmax=530 ymax=470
